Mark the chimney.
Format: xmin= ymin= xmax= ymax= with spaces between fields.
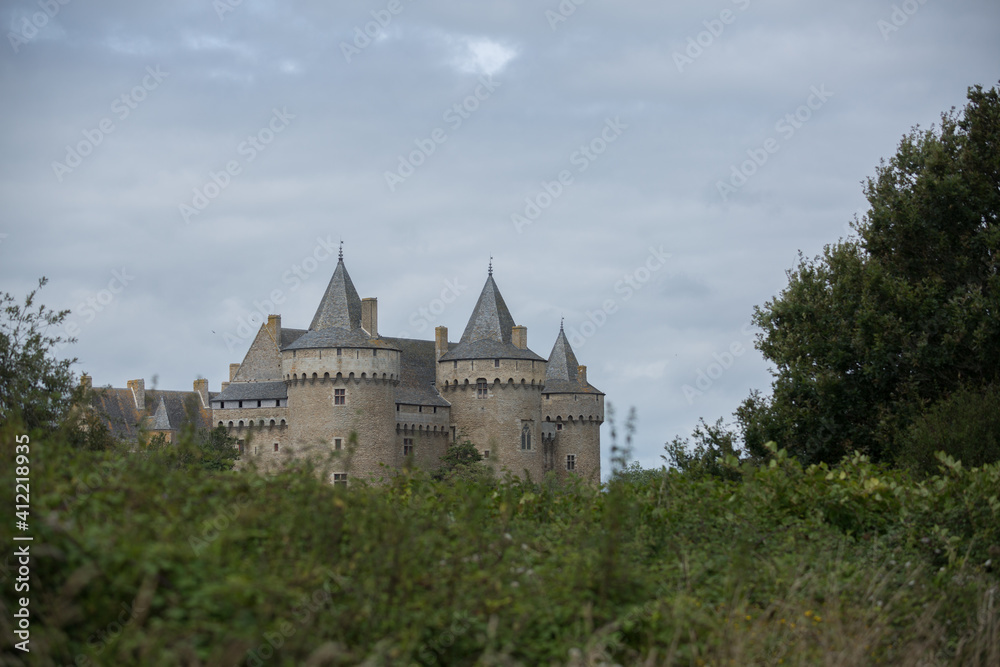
xmin=361 ymin=298 xmax=378 ymax=336
xmin=221 ymin=381 xmax=230 ymax=392
xmin=435 ymin=326 xmax=448 ymax=361
xmin=80 ymin=374 xmax=92 ymax=390
xmin=266 ymin=314 xmax=281 ymax=344
xmin=193 ymin=378 xmax=209 ymax=407
xmin=127 ymin=378 xmax=145 ymax=410
xmin=229 ymin=363 xmax=241 ymax=381
xmin=512 ymin=325 xmax=527 ymax=350
xmin=577 ymin=365 xmax=587 ymax=386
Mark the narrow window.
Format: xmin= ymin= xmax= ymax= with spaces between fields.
xmin=483 ymin=450 xmax=490 ymax=459
xmin=494 ymin=358 xmax=500 ymax=368
xmin=418 ymin=406 xmax=422 ymax=413
xmin=477 ymin=380 xmax=488 ymax=399
xmin=521 ymin=424 xmax=532 ymax=450
xmin=556 ymin=423 xmax=563 ymax=431
xmin=453 ymin=360 xmax=457 ymax=369
xmin=274 ymin=443 xmax=279 ymax=452
xmin=334 ymin=438 xmax=342 ymax=451
xmin=238 ymin=401 xmax=243 ymax=408
xmin=333 ymin=473 xmax=348 ymax=486
xmin=334 ymin=388 xmax=346 ymax=405
xmin=403 ymin=438 xmax=414 ymax=456
xmin=566 ymin=454 xmax=576 ymax=471
xmin=237 ymin=440 xmax=245 ymax=455
xmin=396 ymin=404 xmax=400 ymax=411
xmin=337 ymin=348 xmax=342 ymax=356
xmin=373 ymin=349 xmax=377 ymax=357
xmin=433 ymin=406 xmax=437 ymax=414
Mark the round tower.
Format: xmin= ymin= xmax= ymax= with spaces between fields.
xmin=542 ymin=323 xmax=604 ymax=483
xmin=436 ymin=269 xmax=548 ymax=480
xmin=282 ymin=254 xmax=400 ymax=482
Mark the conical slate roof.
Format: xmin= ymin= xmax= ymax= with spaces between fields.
xmin=310 ymin=256 xmax=362 ymax=331
xmin=151 ymin=397 xmax=173 ymax=430
xmin=439 ymin=272 xmax=544 ymax=362
xmin=543 ymin=324 xmax=603 ymax=394
xmin=285 ymin=254 xmax=397 ymax=350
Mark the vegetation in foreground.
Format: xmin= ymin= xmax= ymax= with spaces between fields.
xmin=1 ymin=420 xmax=998 ymax=666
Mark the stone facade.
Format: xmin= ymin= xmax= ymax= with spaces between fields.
xmin=93 ymin=251 xmax=604 ymax=483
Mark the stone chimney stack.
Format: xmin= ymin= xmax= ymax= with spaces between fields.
xmin=229 ymin=363 xmax=241 ymax=381
xmin=577 ymin=365 xmax=587 ymax=386
xmin=127 ymin=378 xmax=145 ymax=410
xmin=193 ymin=378 xmax=209 ymax=407
xmin=435 ymin=326 xmax=448 ymax=361
xmin=512 ymin=325 xmax=528 ymax=350
xmin=361 ymin=298 xmax=378 ymax=337
xmin=266 ymin=314 xmax=281 ymax=344
xmin=80 ymin=374 xmax=92 ymax=390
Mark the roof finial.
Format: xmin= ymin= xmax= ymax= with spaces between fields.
xmin=560 ymin=316 xmax=564 ymax=332
xmin=338 ymin=239 xmax=344 ymax=262
xmin=488 ymin=256 xmax=493 ymax=277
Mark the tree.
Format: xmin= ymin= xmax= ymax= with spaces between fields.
xmin=0 ymin=277 xmax=77 ymax=430
xmin=737 ymin=83 xmax=1000 ymax=466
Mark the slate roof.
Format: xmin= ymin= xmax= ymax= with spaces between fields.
xmin=438 ymin=274 xmax=545 ymax=362
xmin=543 ymin=325 xmax=604 ymax=395
xmin=280 ymin=328 xmax=307 ymax=348
xmin=88 ymin=387 xmax=216 ymax=441
xmin=383 ymin=337 xmax=450 ymax=407
xmin=310 ymin=257 xmax=362 ymax=331
xmin=151 ymin=397 xmax=173 ymax=430
xmin=215 ymin=381 xmax=288 ymax=402
xmin=285 ymin=258 xmax=400 ymax=351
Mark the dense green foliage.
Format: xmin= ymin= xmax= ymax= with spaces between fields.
xmin=734 ymin=84 xmax=1000 ymax=467
xmin=2 ymin=423 xmax=998 ymax=666
xmin=0 ymin=277 xmax=78 ymax=431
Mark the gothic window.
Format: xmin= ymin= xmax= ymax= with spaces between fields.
xmin=334 ymin=388 xmax=346 ymax=405
xmin=566 ymin=454 xmax=576 ymax=471
xmin=521 ymin=424 xmax=532 ymax=450
xmin=476 ymin=379 xmax=488 ymax=399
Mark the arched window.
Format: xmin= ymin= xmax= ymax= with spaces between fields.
xmin=521 ymin=423 xmax=532 ymax=450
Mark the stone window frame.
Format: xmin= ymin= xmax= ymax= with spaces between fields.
xmin=333 ymin=437 xmax=343 ymax=451
xmin=566 ymin=454 xmax=576 ymax=470
xmin=334 ymin=388 xmax=346 ymax=405
xmin=333 ymin=473 xmax=348 ymax=486
xmin=403 ymin=438 xmax=414 ymax=456
xmin=476 ymin=378 xmax=488 ymax=399
xmin=521 ymin=423 xmax=532 ymax=451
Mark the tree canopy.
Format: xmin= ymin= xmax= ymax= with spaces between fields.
xmin=0 ymin=277 xmax=77 ymax=430
xmin=735 ymin=83 xmax=999 ymax=467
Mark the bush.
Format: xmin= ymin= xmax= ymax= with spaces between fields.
xmin=898 ymin=384 xmax=1000 ymax=476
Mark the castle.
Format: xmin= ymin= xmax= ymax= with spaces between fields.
xmin=88 ymin=251 xmax=604 ymax=482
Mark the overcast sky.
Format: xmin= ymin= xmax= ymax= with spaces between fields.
xmin=2 ymin=0 xmax=998 ymax=474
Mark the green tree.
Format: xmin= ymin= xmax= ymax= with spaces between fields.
xmin=738 ymin=83 xmax=1000 ymax=466
xmin=0 ymin=277 xmax=77 ymax=430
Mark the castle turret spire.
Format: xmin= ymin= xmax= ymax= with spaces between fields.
xmin=309 ymin=254 xmax=362 ymax=331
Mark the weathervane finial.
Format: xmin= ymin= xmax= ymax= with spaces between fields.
xmin=488 ymin=256 xmax=493 ymax=277
xmin=560 ymin=316 xmax=564 ymax=331
xmin=338 ymin=239 xmax=343 ymax=262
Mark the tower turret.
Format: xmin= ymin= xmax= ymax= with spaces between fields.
xmin=436 ymin=268 xmax=547 ymax=478
xmin=282 ymin=251 xmax=400 ymax=481
xmin=542 ymin=322 xmax=603 ymax=482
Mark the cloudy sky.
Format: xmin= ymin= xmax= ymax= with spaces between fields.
xmin=2 ymin=0 xmax=998 ymax=474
